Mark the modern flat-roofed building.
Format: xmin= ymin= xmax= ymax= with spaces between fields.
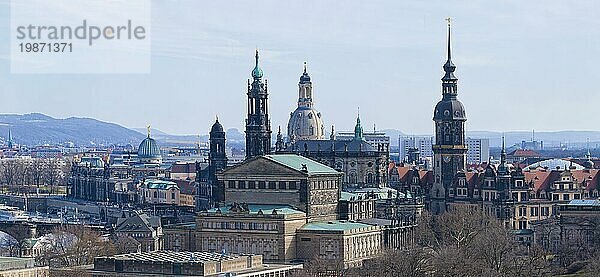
xmin=399 ymin=136 xmax=433 ymax=162
xmin=466 ymin=138 xmax=489 ymax=165
xmin=88 ymin=251 xmax=302 ymax=276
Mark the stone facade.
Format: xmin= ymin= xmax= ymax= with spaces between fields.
xmin=164 ymin=154 xmax=418 ymax=268
xmin=277 ymin=116 xmax=389 ymax=189
xmin=296 ymin=221 xmax=383 ymax=268
xmin=218 ymin=155 xmax=343 ymax=222
xmin=68 ymin=135 xmax=167 ymax=204
xmin=194 ymin=205 xmax=306 ymax=262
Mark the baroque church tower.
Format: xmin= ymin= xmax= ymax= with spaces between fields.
xmin=431 ymin=20 xmax=467 ymax=213
xmin=245 ymin=50 xmax=272 ymax=159
xmin=287 ymin=62 xmax=325 ymax=143
xmin=209 ymin=117 xmax=228 ymax=181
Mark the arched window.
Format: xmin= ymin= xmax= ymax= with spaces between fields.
xmin=349 ymin=173 xmax=357 ymax=184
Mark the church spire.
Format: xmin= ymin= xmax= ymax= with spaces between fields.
xmin=442 ymin=18 xmax=458 ymax=96
xmin=500 ymin=135 xmax=507 ymax=163
xmin=354 ymin=108 xmax=363 ymax=141
xmin=7 ymin=128 xmax=13 ymax=149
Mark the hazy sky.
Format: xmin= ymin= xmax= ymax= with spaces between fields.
xmin=1 ymin=0 xmax=599 ymax=135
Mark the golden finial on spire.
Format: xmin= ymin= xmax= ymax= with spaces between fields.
xmin=446 ymin=17 xmax=452 ymax=27
xmin=303 ymin=61 xmax=307 ymax=73
xmin=147 ymin=125 xmax=151 ymax=138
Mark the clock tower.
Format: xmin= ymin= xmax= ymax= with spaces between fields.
xmin=431 ymin=19 xmax=467 ymax=213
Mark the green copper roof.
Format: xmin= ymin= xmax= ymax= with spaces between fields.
xmin=264 ymin=154 xmax=339 ymax=175
xmin=354 ymin=113 xmax=363 ymax=141
xmin=144 ymin=179 xmax=178 ymax=190
xmin=301 ymin=220 xmax=374 ymax=231
xmin=251 ymin=49 xmax=263 ymax=79
xmin=340 ymin=191 xmax=359 ymax=201
xmin=208 ymin=204 xmax=304 ymax=215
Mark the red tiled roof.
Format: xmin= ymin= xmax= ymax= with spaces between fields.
xmin=172 ymin=179 xmax=196 ymax=195
xmin=170 ymin=163 xmax=196 ymax=174
xmin=465 ymin=172 xmax=482 ymax=189
xmin=571 ymin=169 xmax=600 ymax=191
xmin=524 ymin=170 xmax=554 ymax=192
xmin=524 ymin=169 xmax=600 ymax=192
xmin=508 ymin=149 xmax=542 ymax=157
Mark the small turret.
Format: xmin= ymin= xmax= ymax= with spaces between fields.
xmin=354 ymin=108 xmax=363 ymax=141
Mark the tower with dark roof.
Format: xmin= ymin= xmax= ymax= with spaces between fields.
xmin=286 ymin=62 xmax=325 ymax=143
xmin=430 ymin=19 xmax=468 ymax=213
xmin=209 ymin=117 xmax=227 ymax=179
xmin=207 ymin=117 xmax=228 ymax=206
xmin=245 ymin=50 xmax=272 ymax=159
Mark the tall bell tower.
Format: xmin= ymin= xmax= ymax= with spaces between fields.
xmin=245 ymin=49 xmax=272 ymax=159
xmin=431 ymin=19 xmax=468 ymax=213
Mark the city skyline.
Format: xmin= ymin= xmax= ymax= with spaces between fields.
xmin=1 ymin=1 xmax=600 ymax=135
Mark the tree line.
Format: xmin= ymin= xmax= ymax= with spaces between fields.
xmin=0 ymin=158 xmax=72 ymax=195
xmin=294 ymin=206 xmax=600 ymax=276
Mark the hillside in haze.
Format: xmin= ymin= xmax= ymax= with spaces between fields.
xmin=2 ymin=113 xmax=599 ymax=149
xmin=0 ymin=113 xmax=145 ymax=147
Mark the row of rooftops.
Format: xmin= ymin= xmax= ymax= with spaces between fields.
xmin=196 ymin=203 xmax=409 ymax=233
xmin=390 ymin=159 xmax=600 ymax=193
xmin=98 ymin=251 xmax=245 ymax=263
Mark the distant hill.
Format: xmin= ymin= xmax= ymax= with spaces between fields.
xmin=131 ymin=127 xmax=246 ymax=147
xmin=0 ymin=113 xmax=145 ymax=147
xmin=132 ymin=128 xmax=205 ymax=146
xmin=4 ymin=113 xmax=600 ymax=149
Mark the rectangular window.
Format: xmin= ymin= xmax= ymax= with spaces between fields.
xmin=289 ymin=181 xmax=297 ymax=190
xmin=248 ymin=181 xmax=256 ymax=189
xmin=541 ymin=207 xmax=549 ymax=216
xmin=563 ymin=194 xmax=569 ymax=201
xmin=530 ymin=207 xmax=538 ymax=217
xmin=268 ymin=181 xmax=276 ymax=189
xmin=258 ymin=181 xmax=266 ymax=189
xmin=228 ymin=181 xmax=236 ymax=189
xmin=278 ymin=181 xmax=286 ymax=189
xmin=520 ymin=192 xmax=527 ymax=201
xmin=238 ymin=181 xmax=246 ymax=189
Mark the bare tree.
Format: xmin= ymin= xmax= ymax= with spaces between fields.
xmin=413 ymin=206 xmax=551 ymax=276
xmin=0 ymin=159 xmax=20 ymax=193
xmin=37 ymin=225 xmax=115 ymax=268
xmin=0 ymin=233 xmax=20 ymax=257
xmin=43 ymin=159 xmax=62 ymax=195
xmin=30 ymin=159 xmax=46 ymax=193
xmin=356 ymin=249 xmax=432 ymax=277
